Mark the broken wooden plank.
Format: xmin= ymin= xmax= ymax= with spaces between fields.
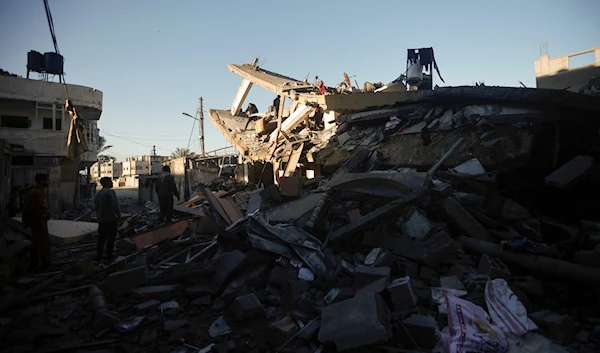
xmin=217 ymin=198 xmax=244 ymax=224
xmin=199 ymin=185 xmax=231 ymax=225
xmin=174 ymin=205 xmax=205 ymax=217
xmin=132 ymin=220 xmax=188 ymax=249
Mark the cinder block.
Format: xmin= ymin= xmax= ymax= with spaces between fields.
xmin=318 ymin=293 xmax=391 ymax=351
xmin=354 ymin=265 xmax=390 ymax=288
xmin=478 ymin=254 xmax=511 ymax=280
xmin=231 ymin=293 xmax=263 ymax=321
xmin=387 ymin=276 xmax=418 ymax=311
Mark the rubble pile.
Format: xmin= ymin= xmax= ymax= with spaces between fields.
xmin=2 ymin=146 xmax=600 ymax=353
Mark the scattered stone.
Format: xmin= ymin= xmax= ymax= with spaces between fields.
xmin=387 ymin=276 xmax=418 ymax=311
xmin=139 ymin=328 xmax=158 ymax=346
xmin=354 ymin=265 xmax=391 ymax=288
xmin=268 ymin=316 xmax=299 ymax=347
xmin=164 ymin=319 xmax=188 ymax=332
xmin=131 ymin=285 xmax=178 ymax=299
xmin=134 ymin=299 xmax=161 ymax=313
xmin=282 ymin=279 xmax=310 ymax=308
xmin=442 ymin=197 xmax=494 ymax=242
xmin=356 ymin=277 xmax=388 ymax=296
xmin=364 ymin=248 xmax=384 ymax=266
xmin=298 ymin=319 xmax=321 ymax=340
xmin=530 ymin=310 xmax=577 ymax=343
xmin=397 ymin=314 xmax=439 ymax=349
xmin=212 ymin=298 xmax=227 ymax=311
xmin=318 ymin=293 xmax=391 ymax=351
xmin=214 ymin=340 xmax=237 ymax=353
xmin=191 ymin=295 xmax=212 ymax=307
xmin=402 ymin=209 xmax=435 ymax=240
xmin=545 ymin=155 xmax=595 ymax=189
xmin=279 ymin=176 xmax=303 ymax=197
xmin=478 ymin=254 xmax=511 ymax=280
xmin=231 ymin=293 xmax=263 ymax=321
xmin=440 ymin=275 xmax=466 ymax=291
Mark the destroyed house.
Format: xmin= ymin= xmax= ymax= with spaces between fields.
xmin=211 ymin=61 xmax=600 ymax=217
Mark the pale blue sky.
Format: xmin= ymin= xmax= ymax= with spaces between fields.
xmin=1 ymin=0 xmax=599 ymax=160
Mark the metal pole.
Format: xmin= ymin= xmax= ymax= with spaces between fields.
xmin=198 ymin=97 xmax=205 ymax=157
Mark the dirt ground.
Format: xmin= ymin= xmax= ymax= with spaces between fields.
xmin=113 ymin=186 xmax=139 ymax=201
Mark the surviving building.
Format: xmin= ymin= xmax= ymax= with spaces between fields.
xmin=0 ymin=69 xmax=102 ymax=213
xmin=535 ymin=47 xmax=600 ymax=93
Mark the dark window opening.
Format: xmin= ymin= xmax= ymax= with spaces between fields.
xmin=55 ymin=118 xmax=62 ymax=131
xmin=43 ymin=117 xmax=53 ymax=130
xmin=1 ymin=115 xmax=30 ymax=129
xmin=12 ymin=155 xmax=34 ymax=166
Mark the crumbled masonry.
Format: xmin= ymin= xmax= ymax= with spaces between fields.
xmin=2 ymin=64 xmax=600 ymax=353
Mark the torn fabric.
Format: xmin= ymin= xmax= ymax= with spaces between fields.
xmin=66 ymin=99 xmax=89 ymax=160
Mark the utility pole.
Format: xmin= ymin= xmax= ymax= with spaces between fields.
xmin=198 ymin=97 xmax=205 ymax=157
xmin=152 ymin=145 xmax=157 ymax=175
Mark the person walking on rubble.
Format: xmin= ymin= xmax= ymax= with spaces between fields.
xmin=94 ymin=177 xmax=121 ymax=262
xmin=155 ymin=165 xmax=180 ymax=224
xmin=22 ymin=174 xmax=52 ymax=272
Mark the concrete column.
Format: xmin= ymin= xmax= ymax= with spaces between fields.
xmin=231 ymin=79 xmax=253 ymax=116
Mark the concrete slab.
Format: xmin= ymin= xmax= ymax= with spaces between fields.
xmin=10 ymin=218 xmax=98 ymax=245
xmin=545 ymin=155 xmax=595 ymax=189
xmin=265 ymin=193 xmax=324 ymax=224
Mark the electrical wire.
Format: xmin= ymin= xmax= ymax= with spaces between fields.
xmin=186 ymin=117 xmax=196 ymax=151
xmin=99 ymin=130 xmax=174 ymax=153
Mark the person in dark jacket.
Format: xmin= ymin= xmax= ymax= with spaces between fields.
xmin=155 ymin=165 xmax=180 ymax=224
xmin=22 ymin=174 xmax=52 ymax=272
xmin=94 ymin=177 xmax=121 ymax=262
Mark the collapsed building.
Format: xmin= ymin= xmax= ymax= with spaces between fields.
xmin=3 ymin=52 xmax=600 ymax=353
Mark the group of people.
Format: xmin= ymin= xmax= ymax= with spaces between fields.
xmin=11 ymin=165 xmax=180 ymax=273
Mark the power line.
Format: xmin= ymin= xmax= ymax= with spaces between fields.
xmin=100 ymin=130 xmax=174 ymax=153
xmin=98 ymin=133 xmax=189 ymax=142
xmin=102 ymin=130 xmax=192 ymax=137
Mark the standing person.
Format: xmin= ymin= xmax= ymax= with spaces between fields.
xmin=155 ymin=165 xmax=180 ymax=224
xmin=22 ymin=174 xmax=52 ymax=272
xmin=94 ymin=177 xmax=121 ymax=262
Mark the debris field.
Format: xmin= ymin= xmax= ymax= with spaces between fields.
xmin=2 ymin=80 xmax=600 ymax=353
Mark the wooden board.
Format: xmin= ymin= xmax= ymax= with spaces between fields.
xmin=174 ymin=204 xmax=206 ymax=217
xmin=199 ymin=185 xmax=231 ymax=225
xmin=10 ymin=217 xmax=98 ymax=245
xmin=131 ymin=220 xmax=188 ymax=249
xmin=217 ymin=198 xmax=244 ymax=224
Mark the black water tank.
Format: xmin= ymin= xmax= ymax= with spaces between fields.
xmin=44 ymin=52 xmax=64 ymax=75
xmin=27 ymin=51 xmax=44 ymax=72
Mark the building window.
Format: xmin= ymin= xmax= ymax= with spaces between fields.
xmin=1 ymin=115 xmax=30 ymax=129
xmin=43 ymin=117 xmax=53 ymax=130
xmin=56 ymin=118 xmax=62 ymax=131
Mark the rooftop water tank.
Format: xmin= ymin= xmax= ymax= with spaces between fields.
xmin=44 ymin=52 xmax=64 ymax=75
xmin=27 ymin=51 xmax=44 ymax=72
xmin=407 ymin=59 xmax=423 ymax=86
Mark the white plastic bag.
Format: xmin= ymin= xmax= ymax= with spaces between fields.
xmin=484 ymin=279 xmax=537 ymax=336
xmin=442 ymin=293 xmax=509 ymax=353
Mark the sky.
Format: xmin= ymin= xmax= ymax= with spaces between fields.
xmin=0 ymin=0 xmax=599 ymax=161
